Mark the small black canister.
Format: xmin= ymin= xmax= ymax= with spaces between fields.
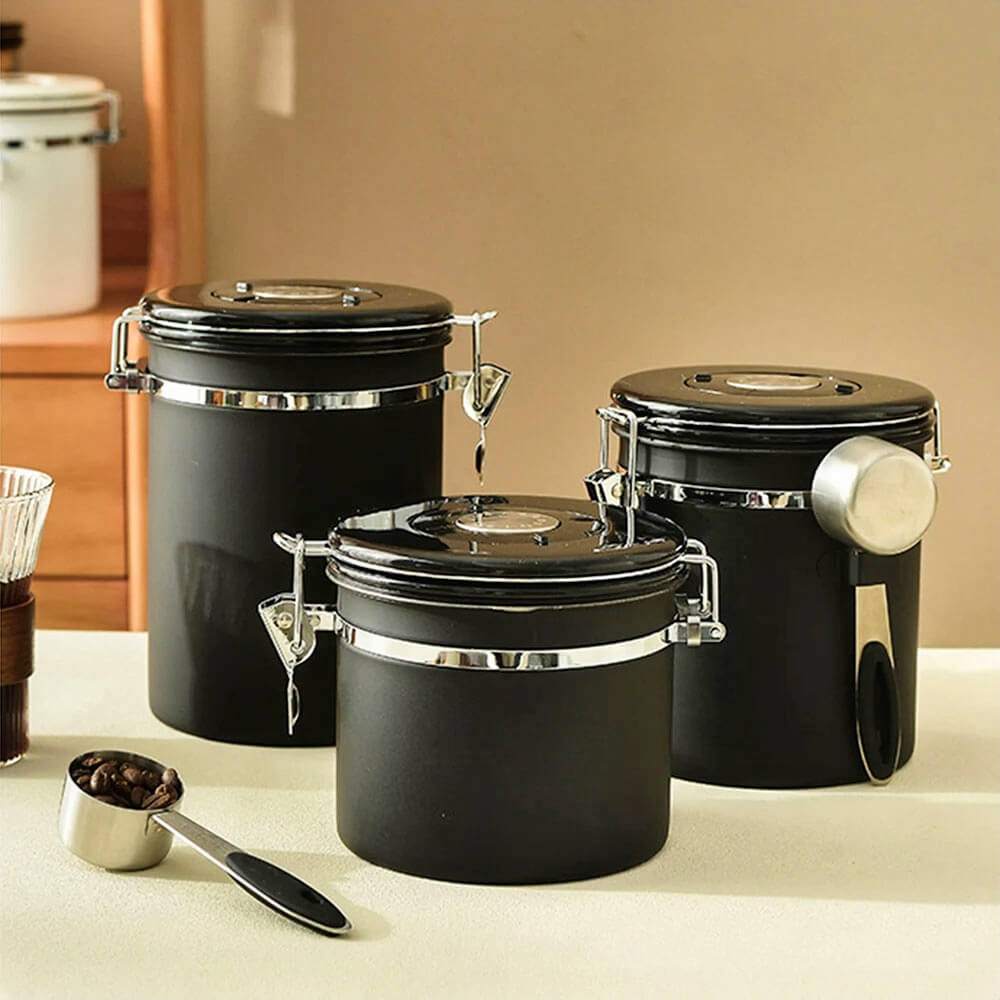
xmin=586 ymin=366 xmax=949 ymax=788
xmin=260 ymin=495 xmax=725 ymax=883
xmin=105 ymin=280 xmax=509 ymax=746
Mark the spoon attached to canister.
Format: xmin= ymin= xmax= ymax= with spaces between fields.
xmin=57 ymin=750 xmax=351 ymax=936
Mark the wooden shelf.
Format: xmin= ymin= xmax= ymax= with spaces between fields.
xmin=1 ymin=0 xmax=205 ymax=631
xmin=1 ymin=264 xmax=147 ymax=376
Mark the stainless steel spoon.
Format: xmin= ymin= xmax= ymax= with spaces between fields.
xmin=57 ymin=749 xmax=351 ymax=936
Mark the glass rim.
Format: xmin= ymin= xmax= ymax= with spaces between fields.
xmin=0 ymin=465 xmax=55 ymax=503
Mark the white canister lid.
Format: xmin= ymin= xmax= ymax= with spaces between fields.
xmin=0 ymin=72 xmax=107 ymax=112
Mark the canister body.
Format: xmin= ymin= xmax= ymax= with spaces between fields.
xmin=146 ymin=343 xmax=445 ymax=746
xmin=632 ymin=440 xmax=921 ymax=788
xmin=0 ymin=108 xmax=101 ymax=319
xmin=333 ymin=589 xmax=676 ymax=883
xmin=643 ymin=493 xmax=919 ymax=788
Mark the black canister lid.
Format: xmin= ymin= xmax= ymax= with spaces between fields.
xmin=612 ymin=365 xmax=936 ymax=449
xmin=327 ymin=494 xmax=687 ymax=606
xmin=139 ymin=279 xmax=454 ymax=355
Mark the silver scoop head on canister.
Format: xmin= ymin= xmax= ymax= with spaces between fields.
xmin=57 ymin=750 xmax=351 ymax=936
xmin=811 ymin=435 xmax=938 ymax=556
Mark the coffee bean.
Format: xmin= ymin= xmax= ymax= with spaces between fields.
xmin=141 ymin=770 xmax=160 ymax=791
xmin=141 ymin=791 xmax=171 ymax=810
xmin=120 ymin=765 xmax=145 ymax=787
xmin=75 ymin=774 xmax=90 ymax=788
xmin=80 ymin=755 xmax=104 ymax=768
xmin=94 ymin=794 xmax=117 ymax=804
xmin=90 ymin=770 xmax=112 ymax=795
xmin=161 ymin=768 xmax=178 ymax=789
xmin=130 ymin=785 xmax=147 ymax=807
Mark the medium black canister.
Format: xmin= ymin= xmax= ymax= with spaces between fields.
xmin=586 ymin=366 xmax=950 ymax=788
xmin=105 ymin=280 xmax=509 ymax=746
xmin=259 ymin=495 xmax=726 ymax=883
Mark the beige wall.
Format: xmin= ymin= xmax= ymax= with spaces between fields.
xmin=204 ymin=0 xmax=999 ymax=646
xmin=3 ymin=0 xmax=147 ymax=189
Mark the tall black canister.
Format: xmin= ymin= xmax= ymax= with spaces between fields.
xmin=586 ymin=366 xmax=949 ymax=788
xmin=105 ymin=279 xmax=509 ymax=746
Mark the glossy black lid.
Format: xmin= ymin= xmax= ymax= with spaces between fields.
xmin=327 ymin=495 xmax=687 ymax=606
xmin=613 ymin=365 xmax=936 ymax=448
xmin=140 ymin=279 xmax=454 ymax=355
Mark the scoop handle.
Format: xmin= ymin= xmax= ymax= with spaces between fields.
xmin=152 ymin=811 xmax=351 ymax=936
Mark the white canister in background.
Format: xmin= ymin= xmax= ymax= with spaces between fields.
xmin=0 ymin=73 xmax=120 ymax=320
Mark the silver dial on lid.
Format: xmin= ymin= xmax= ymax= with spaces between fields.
xmin=210 ymin=282 xmax=383 ymax=305
xmin=724 ymin=373 xmax=823 ymax=391
xmin=454 ymin=510 xmax=562 ymax=535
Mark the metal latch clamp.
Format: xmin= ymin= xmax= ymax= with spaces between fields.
xmin=584 ymin=406 xmax=642 ymax=508
xmin=667 ymin=539 xmax=726 ymax=646
xmin=104 ymin=307 xmax=158 ymax=394
xmin=257 ymin=533 xmax=337 ymax=736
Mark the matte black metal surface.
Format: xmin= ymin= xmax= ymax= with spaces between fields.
xmin=646 ymin=496 xmax=919 ymax=788
xmin=140 ymin=279 xmax=453 ymax=355
xmin=335 ymin=593 xmax=675 ymax=883
xmin=334 ymin=565 xmax=685 ymax=882
xmin=147 ymin=348 xmax=445 ymax=747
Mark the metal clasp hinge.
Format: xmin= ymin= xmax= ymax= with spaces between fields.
xmin=257 ymin=533 xmax=337 ymax=736
xmin=450 ymin=311 xmax=511 ymax=427
xmin=105 ymin=306 xmax=159 ymax=394
xmin=926 ymin=400 xmax=951 ymax=474
xmin=666 ymin=539 xmax=727 ymax=647
xmin=584 ymin=406 xmax=642 ymax=509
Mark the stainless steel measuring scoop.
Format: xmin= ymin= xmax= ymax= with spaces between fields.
xmin=57 ymin=749 xmax=351 ymax=936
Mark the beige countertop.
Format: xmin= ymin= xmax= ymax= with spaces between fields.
xmin=2 ymin=632 xmax=998 ymax=999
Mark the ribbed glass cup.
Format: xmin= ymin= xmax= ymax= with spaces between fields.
xmin=1 ymin=466 xmax=54 ymax=766
xmin=1 ymin=465 xmax=54 ymax=601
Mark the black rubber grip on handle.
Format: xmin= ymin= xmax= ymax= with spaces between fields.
xmin=856 ymin=641 xmax=901 ymax=783
xmin=225 ymin=852 xmax=351 ymax=936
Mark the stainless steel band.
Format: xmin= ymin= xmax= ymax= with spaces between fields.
xmin=0 ymin=90 xmax=121 ymax=147
xmin=335 ymin=618 xmax=673 ymax=671
xmin=585 ymin=404 xmax=950 ymax=512
xmin=119 ymin=369 xmax=469 ymax=412
xmin=641 ymin=479 xmax=812 ymax=510
xmin=105 ymin=305 xmax=511 ymax=418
